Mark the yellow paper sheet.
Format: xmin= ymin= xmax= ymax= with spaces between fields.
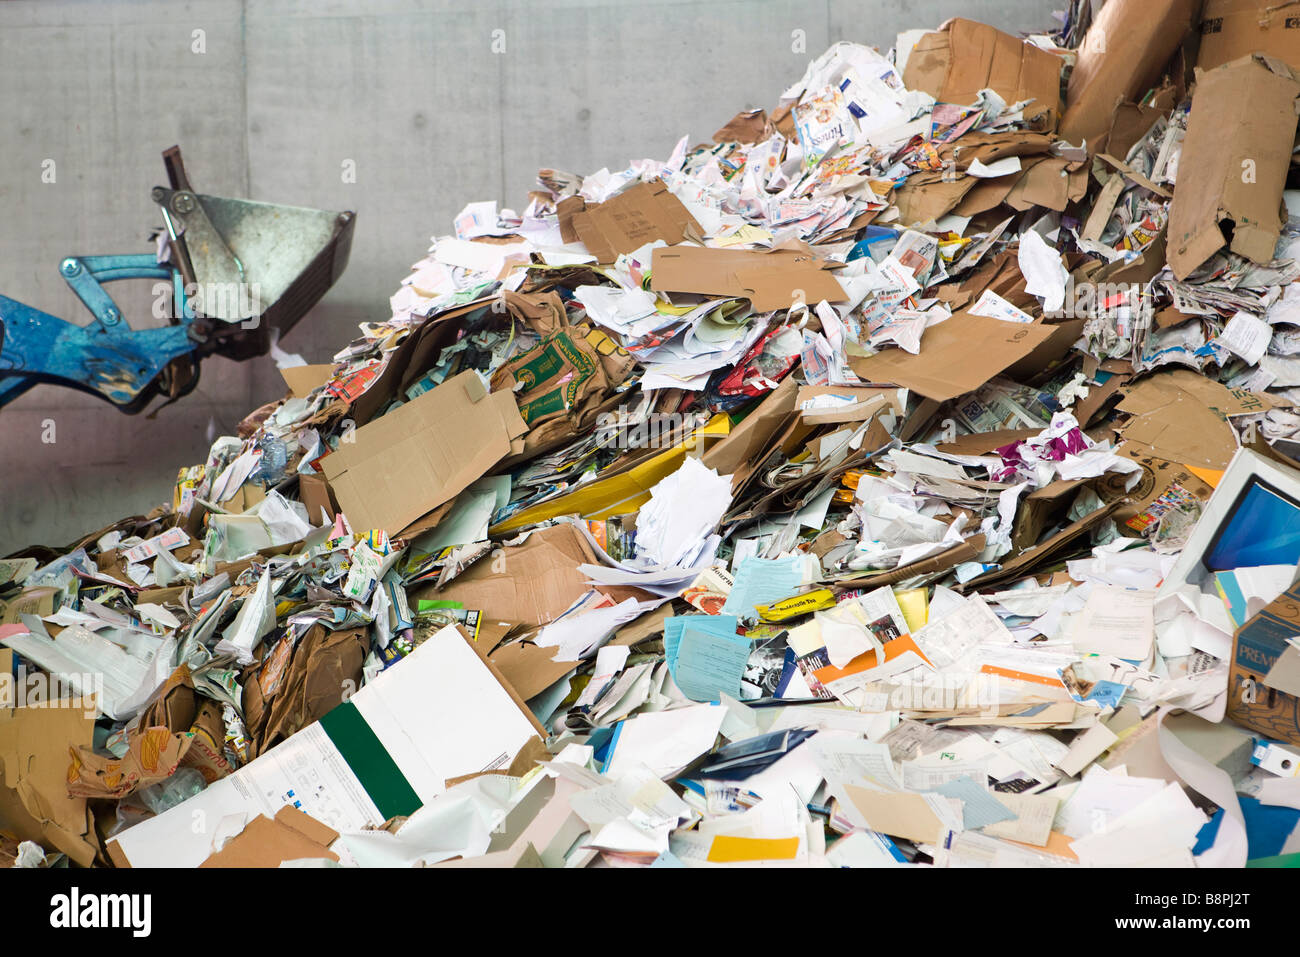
xmin=894 ymin=587 xmax=929 ymax=632
xmin=491 ymin=415 xmax=730 ymax=533
xmin=706 ymin=835 xmax=800 ymax=862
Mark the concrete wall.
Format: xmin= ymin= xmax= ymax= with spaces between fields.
xmin=0 ymin=0 xmax=1057 ymax=553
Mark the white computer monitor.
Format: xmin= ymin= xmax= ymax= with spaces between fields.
xmin=1159 ymin=448 xmax=1300 ymax=597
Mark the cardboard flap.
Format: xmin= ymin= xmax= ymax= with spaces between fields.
xmin=903 ymin=19 xmax=1062 ymax=125
xmin=323 ymin=370 xmax=527 ymax=534
xmin=199 ymin=807 xmax=340 ymax=868
xmin=571 ymin=179 xmax=702 ymax=263
xmin=1166 ymin=54 xmax=1300 ymax=279
xmin=0 ymin=662 xmax=99 ymax=868
xmin=1062 ymin=0 xmax=1201 ymax=148
xmin=1116 ymin=369 xmax=1268 ymax=470
xmin=650 ymin=245 xmax=847 ymax=312
xmin=419 ymin=523 xmax=601 ymax=628
xmin=280 ymin=364 xmax=335 ymax=398
xmin=1198 ymin=0 xmax=1300 ymax=72
xmin=849 ymin=316 xmax=1056 ymax=401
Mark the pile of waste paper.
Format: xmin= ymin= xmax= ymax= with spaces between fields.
xmin=7 ymin=0 xmax=1300 ymax=869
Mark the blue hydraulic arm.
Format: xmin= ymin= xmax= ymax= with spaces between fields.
xmin=0 ymin=254 xmax=197 ymax=413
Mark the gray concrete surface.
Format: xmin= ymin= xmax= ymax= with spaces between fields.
xmin=0 ymin=0 xmax=1058 ymax=554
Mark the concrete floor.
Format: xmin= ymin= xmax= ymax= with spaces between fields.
xmin=0 ymin=0 xmax=1059 ymax=553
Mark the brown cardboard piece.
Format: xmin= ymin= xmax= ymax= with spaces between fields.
xmin=609 ymin=601 xmax=675 ymax=647
xmin=1061 ymin=0 xmax=1201 ymax=148
xmin=199 ymin=805 xmax=340 ymax=868
xmin=1002 ymin=318 xmax=1088 ymax=382
xmin=134 ymin=664 xmax=198 ymax=735
xmin=280 ymin=364 xmax=335 ymax=398
xmin=469 ymin=586 xmax=672 ymax=705
xmin=0 ymin=654 xmax=99 ymax=867
xmin=298 ymin=472 xmax=338 ymax=524
xmin=946 ymin=131 xmax=1056 ymax=167
xmin=1003 ymin=157 xmax=1089 ymax=212
xmin=1105 ymin=99 xmax=1173 ymax=161
xmin=902 ymin=18 xmax=1063 ymax=127
xmin=1115 ymin=369 xmax=1269 ymax=470
xmin=713 ymin=108 xmax=772 ymax=144
xmin=1166 ymin=54 xmax=1300 ymax=279
xmin=571 ymin=180 xmax=702 ymax=263
xmin=349 ymin=297 xmax=493 ymax=427
xmin=937 ymin=428 xmax=1039 ymax=456
xmin=1012 ymin=478 xmax=1089 ymax=553
xmin=416 ymin=523 xmax=600 ymax=628
xmin=650 ymin=245 xmax=847 ymax=312
xmin=489 ymin=639 xmax=579 ymax=702
xmin=701 ymin=376 xmax=800 ymax=488
xmin=849 ymin=316 xmax=1057 ymax=401
xmin=0 ymin=586 xmax=57 ymax=625
xmin=323 ymin=369 xmax=527 ymax=534
xmin=556 ymin=195 xmax=586 ymax=244
xmin=893 ymin=173 xmax=978 ymax=226
xmin=136 ymin=584 xmax=186 ymax=607
xmin=1198 ymin=0 xmax=1300 ymax=73
xmin=1092 ymin=153 xmax=1175 ymax=200
xmin=953 ymin=175 xmax=1022 ymax=217
xmin=1072 ymin=368 xmax=1131 ymax=427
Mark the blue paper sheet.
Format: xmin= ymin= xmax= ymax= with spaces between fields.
xmin=720 ymin=556 xmax=804 ymax=619
xmin=931 ymin=775 xmax=1017 ymax=829
xmin=664 ymin=614 xmax=739 ymax=671
xmin=669 ymin=618 xmax=750 ymax=703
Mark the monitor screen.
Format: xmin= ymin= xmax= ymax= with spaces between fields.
xmin=1203 ymin=478 xmax=1300 ymax=572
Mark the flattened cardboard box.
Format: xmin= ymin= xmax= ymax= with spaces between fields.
xmin=702 ymin=375 xmax=799 ymax=488
xmin=0 ymin=650 xmax=99 ymax=867
xmin=1199 ymin=0 xmax=1300 ymax=73
xmin=279 ymin=363 xmax=335 ymax=399
xmin=323 ymin=369 xmax=527 ymax=534
xmin=650 ymin=245 xmax=847 ymax=312
xmin=1061 ymin=0 xmax=1201 ymax=148
xmin=1227 ymin=580 xmax=1300 ymax=746
xmin=903 ymin=18 xmax=1062 ymax=126
xmin=570 ymin=179 xmax=701 ymax=263
xmin=849 ymin=315 xmax=1056 ymax=402
xmin=419 ymin=523 xmax=600 ymax=629
xmin=1115 ymin=367 xmax=1270 ymax=470
xmin=1166 ymin=54 xmax=1300 ymax=279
